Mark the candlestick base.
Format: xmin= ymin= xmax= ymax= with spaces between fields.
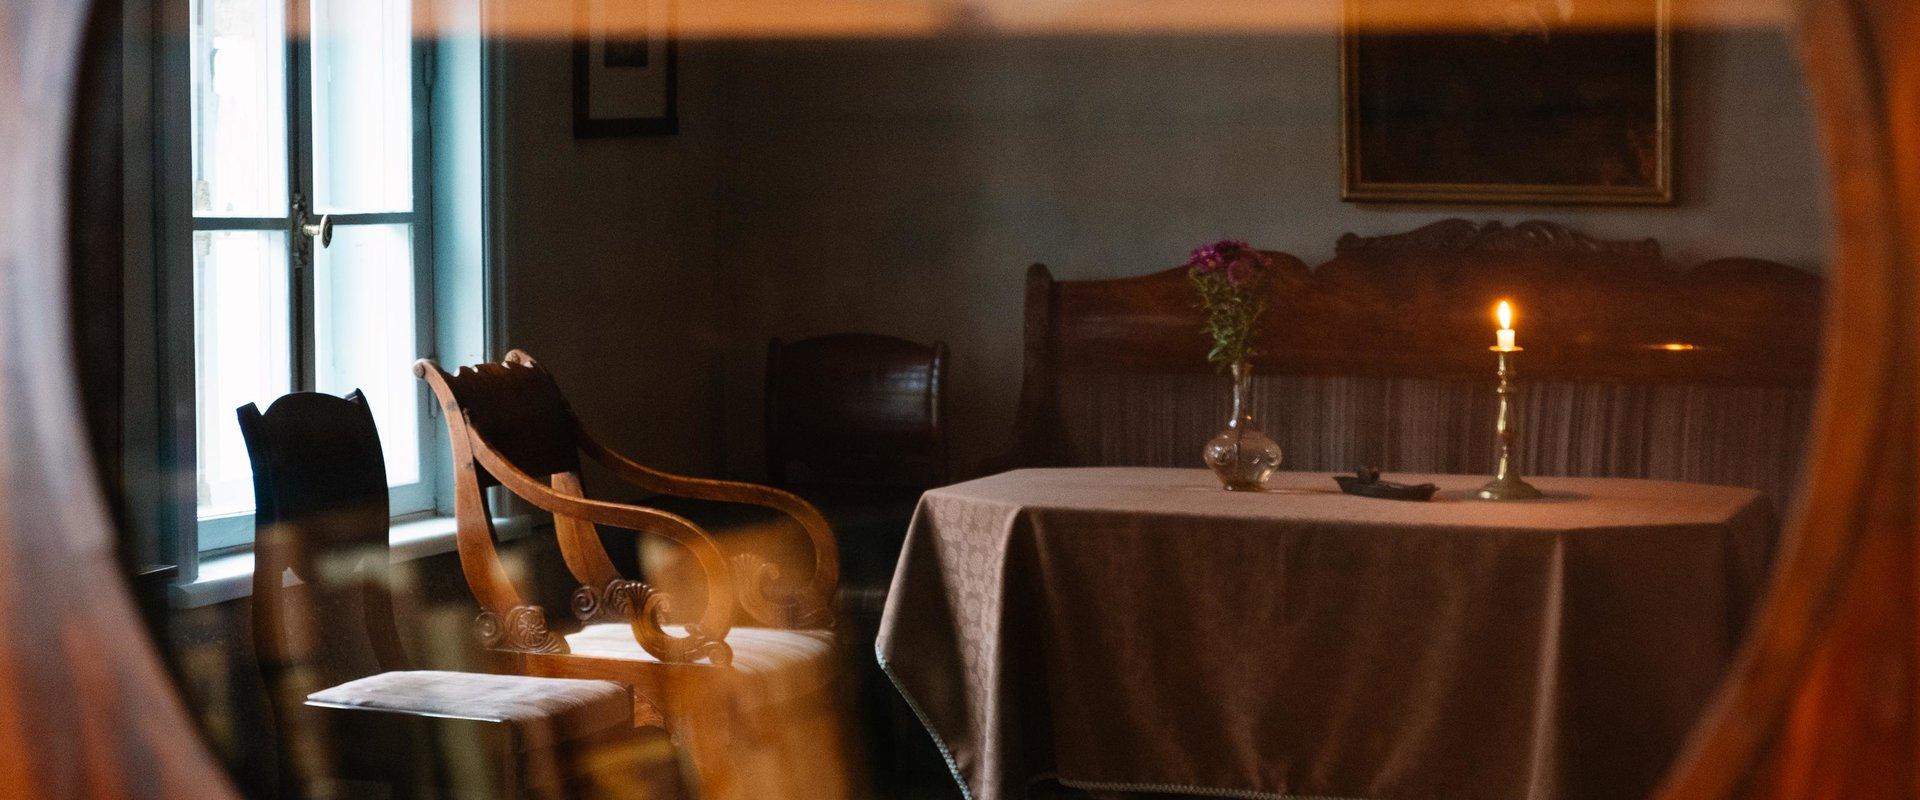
xmin=1477 ymin=475 xmax=1544 ymax=501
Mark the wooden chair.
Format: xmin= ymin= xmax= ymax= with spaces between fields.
xmin=241 ymin=390 xmax=676 ymax=799
xmin=766 ymin=333 xmax=949 ymax=491
xmin=414 ymin=351 xmax=852 ymax=800
xmin=766 ymin=332 xmax=948 ymax=613
xmin=765 ymin=333 xmax=950 ymax=795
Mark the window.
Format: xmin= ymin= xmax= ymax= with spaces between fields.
xmin=186 ymin=0 xmax=435 ymax=552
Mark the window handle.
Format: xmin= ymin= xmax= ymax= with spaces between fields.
xmin=301 ymin=211 xmax=334 ymax=249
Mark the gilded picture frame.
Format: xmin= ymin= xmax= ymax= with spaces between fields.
xmin=1340 ymin=0 xmax=1673 ymax=205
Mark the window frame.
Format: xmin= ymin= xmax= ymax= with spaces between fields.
xmin=151 ymin=0 xmax=496 ymax=569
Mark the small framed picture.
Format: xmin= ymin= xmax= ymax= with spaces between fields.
xmin=574 ymin=0 xmax=677 ymax=138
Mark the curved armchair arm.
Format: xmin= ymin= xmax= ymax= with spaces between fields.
xmin=467 ymin=428 xmax=739 ymax=666
xmin=578 ymin=431 xmax=839 ymax=628
xmin=413 ymin=358 xmax=569 ymax=655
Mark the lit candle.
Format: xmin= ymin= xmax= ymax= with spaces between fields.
xmin=1495 ymin=300 xmax=1517 ymax=351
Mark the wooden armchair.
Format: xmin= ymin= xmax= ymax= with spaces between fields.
xmin=415 ymin=350 xmax=850 ymax=800
xmin=240 ymin=391 xmax=670 ymax=799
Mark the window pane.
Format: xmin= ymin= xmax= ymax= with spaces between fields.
xmin=194 ymin=230 xmax=292 ymax=523
xmin=190 ymin=0 xmax=289 ymax=217
xmin=315 ymin=224 xmax=421 ymax=487
xmin=311 ymin=0 xmax=414 ymax=214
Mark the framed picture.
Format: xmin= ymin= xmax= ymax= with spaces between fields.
xmin=1341 ymin=0 xmax=1672 ymax=204
xmin=574 ymin=0 xmax=677 ymax=138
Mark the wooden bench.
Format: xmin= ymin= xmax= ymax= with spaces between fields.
xmin=988 ymin=219 xmax=1823 ymax=508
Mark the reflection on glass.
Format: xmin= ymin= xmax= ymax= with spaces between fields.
xmin=194 ymin=230 xmax=292 ymax=520
xmin=311 ymin=0 xmax=415 ymax=213
xmin=190 ymin=0 xmax=289 ymax=217
xmin=315 ymin=224 xmax=421 ymax=487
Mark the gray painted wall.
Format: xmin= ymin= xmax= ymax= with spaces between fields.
xmin=494 ymin=39 xmax=727 ymax=480
xmin=498 ymin=27 xmax=1830 ymax=478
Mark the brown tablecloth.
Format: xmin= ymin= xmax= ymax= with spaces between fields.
xmin=875 ymin=468 xmax=1776 ymax=800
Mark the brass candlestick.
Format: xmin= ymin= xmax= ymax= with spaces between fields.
xmin=1478 ymin=347 xmax=1543 ymax=501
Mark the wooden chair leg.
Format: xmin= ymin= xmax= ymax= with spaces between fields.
xmin=666 ymin=703 xmax=741 ymax=800
xmin=558 ymin=723 xmax=690 ymax=800
xmin=661 ymin=688 xmax=845 ymax=800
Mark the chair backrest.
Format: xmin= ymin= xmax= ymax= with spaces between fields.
xmin=412 ymin=353 xmax=586 ymax=654
xmin=425 ymin=352 xmax=619 ymax=614
xmin=988 ymin=219 xmax=1823 ymax=507
xmin=766 ymin=333 xmax=949 ymax=489
xmin=436 ymin=355 xmax=586 ymax=489
xmin=419 ymin=351 xmax=748 ymax=663
xmin=241 ymin=390 xmax=409 ymax=681
xmin=239 ymin=390 xmax=411 ymax=790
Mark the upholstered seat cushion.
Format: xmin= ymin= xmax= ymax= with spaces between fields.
xmin=307 ymin=670 xmax=632 ymax=751
xmin=564 ymin=623 xmax=836 ymax=706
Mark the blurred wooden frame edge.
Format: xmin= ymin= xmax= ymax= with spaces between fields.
xmin=17 ymin=0 xmax=1911 ymax=797
xmin=1657 ymin=0 xmax=1919 ymax=796
xmin=3 ymin=0 xmax=243 ymax=796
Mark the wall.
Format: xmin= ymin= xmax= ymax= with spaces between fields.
xmin=698 ymin=25 xmax=1832 ymax=477
xmin=493 ymin=30 xmax=729 ymax=480
xmin=476 ymin=13 xmax=1830 ymax=479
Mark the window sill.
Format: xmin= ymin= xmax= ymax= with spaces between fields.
xmin=168 ymin=515 xmax=531 ymax=609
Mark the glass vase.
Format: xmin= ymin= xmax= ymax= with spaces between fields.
xmin=1203 ymin=361 xmax=1283 ymax=491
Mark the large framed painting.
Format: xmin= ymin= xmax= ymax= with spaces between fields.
xmin=1341 ymin=0 xmax=1672 ymax=204
xmin=574 ymin=0 xmax=678 ymax=138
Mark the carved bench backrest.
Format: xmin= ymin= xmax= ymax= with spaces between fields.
xmin=991 ymin=219 xmax=1823 ymax=507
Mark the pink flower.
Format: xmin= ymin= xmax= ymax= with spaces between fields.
xmin=1186 ymin=240 xmax=1270 ymax=286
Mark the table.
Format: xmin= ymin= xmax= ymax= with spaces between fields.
xmin=875 ymin=468 xmax=1776 ymax=800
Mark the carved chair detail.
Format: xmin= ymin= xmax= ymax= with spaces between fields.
xmin=417 ymin=350 xmax=839 ymax=664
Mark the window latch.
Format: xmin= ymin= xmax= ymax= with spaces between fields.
xmin=300 ymin=211 xmax=334 ymax=249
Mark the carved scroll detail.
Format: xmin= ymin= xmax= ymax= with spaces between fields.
xmin=617 ymin=582 xmax=734 ymax=667
xmin=571 ymin=577 xmax=640 ymax=623
xmin=1335 ymin=219 xmax=1662 ymax=257
xmin=475 ymin=605 xmax=568 ymax=654
xmin=1481 ymin=220 xmax=1659 ymax=255
xmin=1336 ymin=218 xmax=1483 ymax=252
xmin=733 ymin=552 xmax=835 ymax=630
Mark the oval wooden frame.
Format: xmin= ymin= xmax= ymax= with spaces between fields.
xmin=0 ymin=1 xmax=245 ymax=795
xmin=0 ymin=0 xmax=1910 ymax=796
xmin=1656 ymin=1 xmax=1920 ymax=796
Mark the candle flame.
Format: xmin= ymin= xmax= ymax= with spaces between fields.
xmin=1496 ymin=300 xmax=1514 ymax=330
